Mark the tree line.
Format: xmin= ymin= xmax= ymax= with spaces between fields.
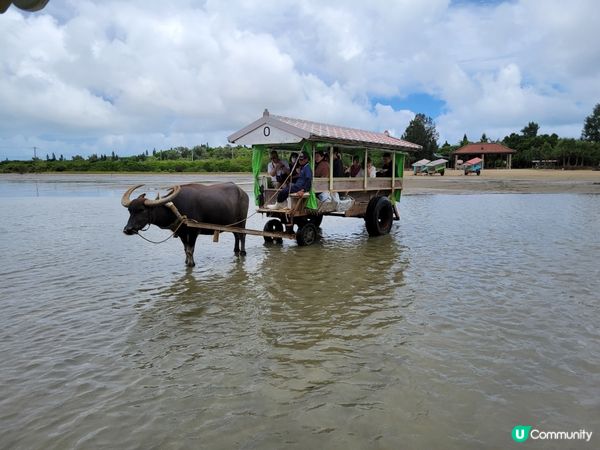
xmin=402 ymin=103 xmax=600 ymax=168
xmin=2 ymin=103 xmax=599 ymax=173
xmin=0 ymin=145 xmax=253 ymax=174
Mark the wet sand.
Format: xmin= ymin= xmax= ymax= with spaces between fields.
xmin=2 ymin=169 xmax=600 ymax=195
xmin=403 ymin=169 xmax=600 ymax=195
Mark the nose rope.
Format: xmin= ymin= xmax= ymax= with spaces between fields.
xmin=135 ymin=218 xmax=186 ymax=245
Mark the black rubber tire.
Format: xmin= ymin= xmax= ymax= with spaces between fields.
xmin=440 ymin=169 xmax=445 ymax=176
xmin=476 ymin=170 xmax=481 ymax=176
xmin=296 ymin=223 xmax=318 ymax=246
xmin=365 ymin=196 xmax=394 ymax=236
xmin=296 ymin=214 xmax=323 ymax=229
xmin=263 ymin=219 xmax=283 ymax=244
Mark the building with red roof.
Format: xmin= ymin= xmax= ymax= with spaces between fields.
xmin=452 ymin=142 xmax=516 ymax=170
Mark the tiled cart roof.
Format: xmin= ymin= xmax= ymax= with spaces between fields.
xmin=425 ymin=158 xmax=448 ymax=166
xmin=412 ymin=159 xmax=431 ymax=167
xmin=228 ymin=109 xmax=421 ymax=152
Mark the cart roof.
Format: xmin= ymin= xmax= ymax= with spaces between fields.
xmin=464 ymin=157 xmax=482 ymax=165
xmin=412 ymin=159 xmax=430 ymax=167
xmin=425 ymin=158 xmax=448 ymax=166
xmin=228 ymin=109 xmax=421 ymax=152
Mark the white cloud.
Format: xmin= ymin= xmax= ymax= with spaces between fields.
xmin=0 ymin=0 xmax=599 ymax=159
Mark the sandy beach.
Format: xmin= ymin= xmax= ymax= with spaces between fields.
xmin=2 ymin=169 xmax=600 ymax=195
xmin=402 ymin=169 xmax=600 ymax=195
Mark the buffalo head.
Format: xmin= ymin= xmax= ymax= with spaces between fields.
xmin=121 ymin=184 xmax=181 ymax=234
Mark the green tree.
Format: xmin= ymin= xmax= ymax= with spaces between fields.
xmin=402 ymin=113 xmax=439 ymax=160
xmin=521 ymin=122 xmax=539 ymax=138
xmin=439 ymin=140 xmax=456 ymax=157
xmin=581 ymin=103 xmax=600 ymax=142
xmin=480 ymin=133 xmax=488 ymax=143
xmin=460 ymin=134 xmax=469 ymax=146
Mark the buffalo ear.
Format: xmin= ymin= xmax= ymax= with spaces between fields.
xmin=138 ymin=193 xmax=146 ymax=199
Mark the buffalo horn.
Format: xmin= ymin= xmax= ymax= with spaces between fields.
xmin=121 ymin=184 xmax=145 ymax=207
xmin=143 ymin=185 xmax=181 ymax=206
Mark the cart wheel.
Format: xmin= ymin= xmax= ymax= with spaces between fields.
xmin=365 ymin=196 xmax=393 ymax=236
xmin=476 ymin=170 xmax=481 ymax=176
xmin=263 ymin=219 xmax=283 ymax=244
xmin=296 ymin=214 xmax=323 ymax=228
xmin=440 ymin=169 xmax=445 ymax=176
xmin=296 ymin=223 xmax=318 ymax=246
xmin=464 ymin=170 xmax=468 ymax=176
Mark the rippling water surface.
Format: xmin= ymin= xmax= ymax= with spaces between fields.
xmin=1 ymin=174 xmax=598 ymax=449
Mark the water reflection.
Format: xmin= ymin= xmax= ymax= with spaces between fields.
xmin=123 ymin=229 xmax=413 ymax=379
xmin=257 ymin=233 xmax=410 ymax=352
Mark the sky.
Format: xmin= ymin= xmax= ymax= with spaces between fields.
xmin=1 ymin=0 xmax=599 ymax=160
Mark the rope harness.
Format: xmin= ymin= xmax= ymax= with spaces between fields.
xmin=135 ymin=197 xmax=258 ymax=245
xmin=134 ymin=164 xmax=303 ymax=245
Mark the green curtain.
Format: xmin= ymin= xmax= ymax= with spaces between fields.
xmin=251 ymin=145 xmax=264 ymax=206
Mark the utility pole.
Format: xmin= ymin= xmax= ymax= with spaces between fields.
xmin=33 ymin=146 xmax=37 ymax=159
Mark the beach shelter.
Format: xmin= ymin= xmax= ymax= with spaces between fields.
xmin=452 ymin=142 xmax=516 ymax=170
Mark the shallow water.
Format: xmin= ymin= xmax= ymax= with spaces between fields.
xmin=1 ymin=174 xmax=598 ymax=449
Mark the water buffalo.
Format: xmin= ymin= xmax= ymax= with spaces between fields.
xmin=122 ymin=182 xmax=249 ymax=267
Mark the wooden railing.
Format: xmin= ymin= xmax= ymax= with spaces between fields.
xmin=312 ymin=177 xmax=402 ymax=192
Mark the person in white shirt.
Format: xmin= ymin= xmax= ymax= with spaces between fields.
xmin=267 ymin=151 xmax=289 ymax=188
xmin=357 ymin=157 xmax=376 ymax=178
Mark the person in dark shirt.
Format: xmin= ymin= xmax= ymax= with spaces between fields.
xmin=346 ymin=156 xmax=361 ymax=177
xmin=333 ymin=149 xmax=345 ymax=177
xmin=377 ymin=152 xmax=393 ymax=177
xmin=288 ymin=152 xmax=300 ymax=183
xmin=268 ymin=151 xmax=312 ymax=209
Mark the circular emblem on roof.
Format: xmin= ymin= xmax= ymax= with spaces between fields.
xmin=263 ymin=126 xmax=270 ymax=137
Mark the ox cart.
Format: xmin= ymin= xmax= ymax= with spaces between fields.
xmin=412 ymin=159 xmax=430 ymax=175
xmin=424 ymin=158 xmax=448 ymax=176
xmin=463 ymin=157 xmax=482 ymax=175
xmin=123 ymin=110 xmax=421 ymax=259
xmin=225 ymin=110 xmax=420 ymax=246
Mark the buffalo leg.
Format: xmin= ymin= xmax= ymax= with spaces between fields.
xmin=233 ymin=232 xmax=246 ymax=256
xmin=182 ymin=231 xmax=198 ymax=267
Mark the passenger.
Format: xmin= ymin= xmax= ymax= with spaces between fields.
xmin=288 ymin=152 xmax=301 ymax=183
xmin=314 ymin=150 xmax=330 ymax=177
xmin=377 ymin=152 xmax=393 ymax=177
xmin=332 ymin=149 xmax=345 ymax=177
xmin=346 ymin=156 xmax=361 ymax=177
xmin=268 ymin=151 xmax=312 ymax=209
xmin=267 ymin=151 xmax=289 ymax=187
xmin=357 ymin=157 xmax=377 ymax=178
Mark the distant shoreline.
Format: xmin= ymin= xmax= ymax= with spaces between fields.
xmin=403 ymin=169 xmax=600 ymax=194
